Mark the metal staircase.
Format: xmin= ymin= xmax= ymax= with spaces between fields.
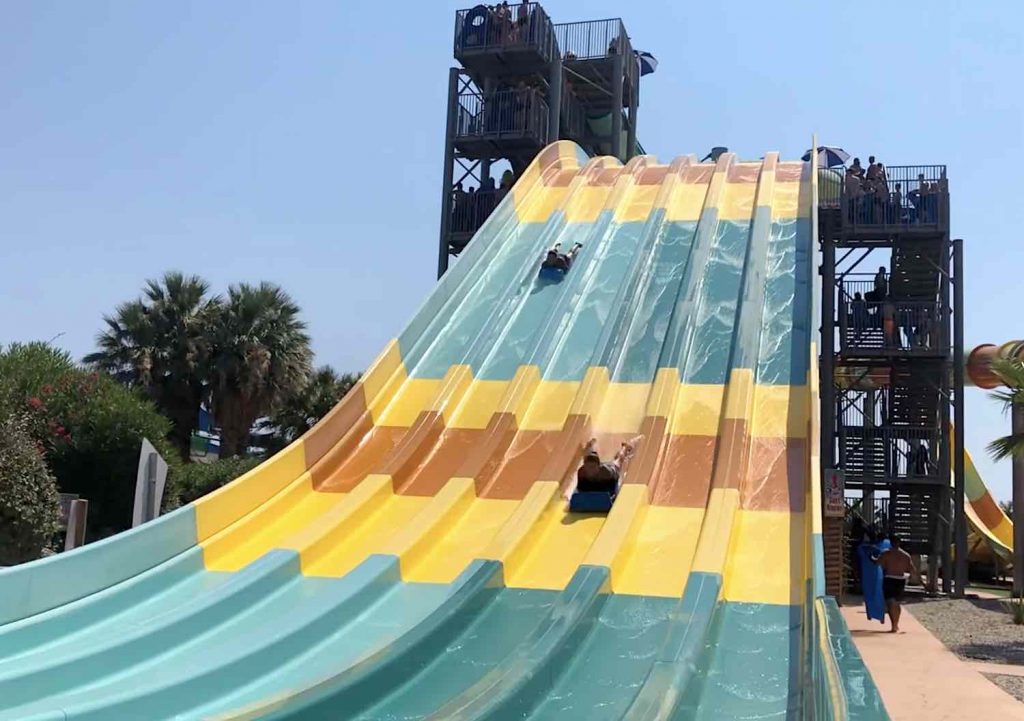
xmin=819 ymin=162 xmax=964 ymax=594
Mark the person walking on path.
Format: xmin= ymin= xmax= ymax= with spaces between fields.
xmin=875 ymin=535 xmax=920 ymax=633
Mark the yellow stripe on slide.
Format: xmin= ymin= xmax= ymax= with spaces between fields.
xmin=481 ymin=481 xmax=560 ymax=575
xmin=504 ymin=499 xmax=605 ymax=591
xmin=581 ymin=485 xmax=648 ymax=591
xmin=408 ymin=497 xmax=520 ymax=583
xmin=723 ymin=510 xmax=805 ymax=605
xmin=691 ymin=487 xmax=741 ymax=575
xmin=379 ymin=477 xmax=476 ymax=577
xmin=613 ymin=506 xmax=704 ymax=597
xmin=194 ymin=442 xmax=307 ymax=544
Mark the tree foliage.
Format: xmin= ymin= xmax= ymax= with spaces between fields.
xmin=260 ymin=366 xmax=360 ymax=452
xmin=0 ymin=414 xmax=61 ymax=565
xmin=209 ymin=282 xmax=312 ymax=457
xmin=0 ymin=342 xmax=174 ymax=539
xmin=987 ymin=358 xmax=1024 ymax=463
xmin=173 ymin=456 xmax=261 ymax=505
xmin=84 ymin=272 xmax=218 ymax=461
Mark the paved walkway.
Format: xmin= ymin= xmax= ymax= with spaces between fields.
xmin=841 ymin=602 xmax=1024 ymax=720
xmin=970 ymin=661 xmax=1024 ymax=678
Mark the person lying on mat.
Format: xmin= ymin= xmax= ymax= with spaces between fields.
xmin=576 ymin=438 xmax=634 ymax=494
xmin=540 ymin=242 xmax=582 ymax=273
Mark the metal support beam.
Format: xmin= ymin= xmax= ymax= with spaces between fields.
xmin=953 ymin=237 xmax=967 ymax=596
xmin=547 ymin=56 xmax=562 ymax=144
xmin=610 ymin=52 xmax=624 ymax=161
xmin=625 ymin=72 xmax=638 ymax=159
xmin=821 ymin=238 xmax=836 ymax=476
xmin=939 ymin=235 xmax=953 ymax=594
xmin=436 ymin=67 xmax=459 ymax=279
xmin=1015 ymin=402 xmax=1024 ymax=598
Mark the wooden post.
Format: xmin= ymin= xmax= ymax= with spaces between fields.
xmin=64 ymin=499 xmax=88 ymax=551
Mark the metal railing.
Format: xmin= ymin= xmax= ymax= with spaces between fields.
xmin=553 ymin=18 xmax=637 ymax=89
xmin=846 ymin=495 xmax=892 ymax=535
xmin=454 ymin=3 xmax=556 ymax=60
xmin=451 ymin=187 xmax=508 ymax=235
xmin=560 ymin=89 xmax=587 ymax=140
xmin=818 ymin=164 xmax=948 ymax=229
xmin=838 ymin=426 xmax=940 ymax=481
xmin=839 ymin=298 xmax=942 ymax=353
xmin=455 ymin=87 xmax=550 ymax=141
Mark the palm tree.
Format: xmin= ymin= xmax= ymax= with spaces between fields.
xmin=259 ymin=366 xmax=360 ymax=452
xmin=987 ymin=358 xmax=1024 ymax=462
xmin=209 ymin=282 xmax=312 ymax=458
xmin=84 ymin=272 xmax=217 ymax=460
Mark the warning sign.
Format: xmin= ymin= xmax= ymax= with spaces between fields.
xmin=823 ymin=469 xmax=846 ymax=518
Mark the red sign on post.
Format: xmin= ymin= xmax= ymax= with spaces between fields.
xmin=823 ymin=469 xmax=845 ymax=518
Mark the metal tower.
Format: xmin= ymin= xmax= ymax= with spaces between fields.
xmin=436 ymin=3 xmax=641 ymax=277
xmin=818 ymin=162 xmax=966 ymax=596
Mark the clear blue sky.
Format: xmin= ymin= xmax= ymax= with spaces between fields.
xmin=1 ymin=1 xmax=1021 ymax=499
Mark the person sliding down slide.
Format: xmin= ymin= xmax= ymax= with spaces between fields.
xmin=539 ymin=242 xmax=582 ymax=279
xmin=568 ymin=436 xmax=642 ymax=512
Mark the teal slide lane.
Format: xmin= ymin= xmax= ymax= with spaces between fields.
xmin=0 ymin=556 xmax=453 ymax=721
xmin=0 ymin=505 xmax=198 ymax=627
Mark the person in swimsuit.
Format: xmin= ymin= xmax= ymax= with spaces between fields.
xmin=875 ymin=535 xmax=920 ymax=633
xmin=575 ymin=437 xmax=634 ymax=494
xmin=540 ymin=242 xmax=582 ymax=273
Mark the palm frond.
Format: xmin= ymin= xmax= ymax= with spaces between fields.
xmin=987 ymin=432 xmax=1024 ymax=462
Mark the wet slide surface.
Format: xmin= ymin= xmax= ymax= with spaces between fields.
xmin=0 ymin=142 xmax=887 ymax=720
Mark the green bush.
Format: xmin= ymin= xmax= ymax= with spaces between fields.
xmin=0 ymin=343 xmax=176 ymax=539
xmin=172 ymin=456 xmax=261 ymax=505
xmin=0 ymin=414 xmax=61 ymax=565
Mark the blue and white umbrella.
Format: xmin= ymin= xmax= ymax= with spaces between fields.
xmin=802 ymin=145 xmax=850 ymax=168
xmin=634 ymin=50 xmax=658 ymax=76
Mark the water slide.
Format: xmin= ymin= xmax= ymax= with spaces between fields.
xmin=961 ymin=343 xmax=1024 ymax=566
xmin=0 ymin=142 xmax=887 ymax=720
xmin=964 ymin=441 xmax=1013 ymax=564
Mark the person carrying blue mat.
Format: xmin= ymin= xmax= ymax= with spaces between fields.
xmin=860 ymin=534 xmax=921 ymax=632
xmin=858 ymin=537 xmax=890 ymax=625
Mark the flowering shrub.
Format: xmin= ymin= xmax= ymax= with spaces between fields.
xmin=0 ymin=414 xmax=61 ymax=565
xmin=0 ymin=343 xmax=173 ymax=539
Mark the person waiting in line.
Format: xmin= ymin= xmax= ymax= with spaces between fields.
xmin=453 ymin=182 xmax=469 ymax=232
xmin=575 ymin=437 xmax=637 ymax=494
xmin=850 ymin=157 xmax=864 ymax=178
xmin=890 ymin=183 xmax=904 ymax=223
xmin=845 ymin=166 xmax=864 ymax=197
xmin=913 ymin=308 xmax=932 ymax=350
xmin=910 ymin=441 xmax=931 ymax=476
xmin=867 ymin=266 xmax=888 ymax=302
xmin=881 ymin=300 xmax=898 ymax=348
xmin=540 ymin=242 xmax=582 ymax=273
xmin=851 ymin=292 xmax=868 ymax=337
xmin=515 ymin=0 xmax=531 ymax=42
xmin=866 ymin=156 xmax=882 ymax=186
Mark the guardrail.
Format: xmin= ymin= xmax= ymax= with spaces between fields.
xmin=455 ymin=87 xmax=550 ymax=141
xmin=451 ymin=187 xmax=507 ymax=235
xmin=818 ymin=164 xmax=948 ymax=230
xmin=839 ymin=425 xmax=940 ymax=481
xmin=839 ymin=298 xmax=942 ymax=353
xmin=553 ymin=18 xmax=637 ymax=89
xmin=454 ymin=3 xmax=556 ymax=61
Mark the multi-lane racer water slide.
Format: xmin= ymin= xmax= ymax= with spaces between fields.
xmin=0 ymin=143 xmax=888 ymax=720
